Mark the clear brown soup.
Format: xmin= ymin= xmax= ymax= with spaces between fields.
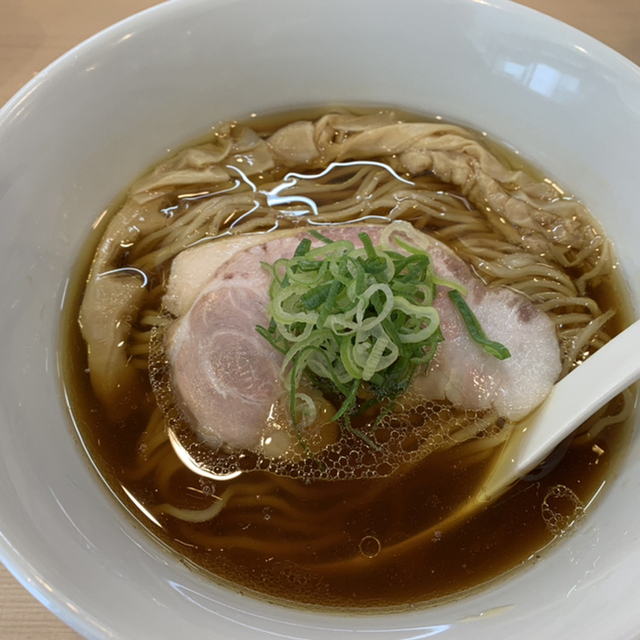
xmin=61 ymin=108 xmax=635 ymax=610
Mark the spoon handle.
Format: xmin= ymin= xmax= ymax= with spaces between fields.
xmin=479 ymin=318 xmax=640 ymax=502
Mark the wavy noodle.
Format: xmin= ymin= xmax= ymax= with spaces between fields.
xmin=572 ymin=388 xmax=636 ymax=445
xmin=76 ymin=110 xmax=637 ymax=606
xmin=122 ymin=128 xmax=624 ymax=493
xmin=122 ymin=148 xmax=623 ymax=502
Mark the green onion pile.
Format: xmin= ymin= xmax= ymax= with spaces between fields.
xmin=257 ymin=226 xmax=510 ymax=447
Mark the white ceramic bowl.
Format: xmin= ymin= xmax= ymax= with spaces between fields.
xmin=1 ymin=0 xmax=640 ymax=638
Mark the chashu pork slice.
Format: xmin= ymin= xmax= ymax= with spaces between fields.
xmin=164 ymin=221 xmax=561 ymax=452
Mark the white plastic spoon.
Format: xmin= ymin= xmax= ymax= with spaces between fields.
xmin=477 ymin=317 xmax=640 ymax=504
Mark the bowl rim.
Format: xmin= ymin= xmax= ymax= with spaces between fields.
xmin=1 ymin=0 xmax=640 ymax=638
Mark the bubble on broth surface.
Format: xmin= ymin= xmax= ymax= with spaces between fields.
xmin=541 ymin=485 xmax=584 ymax=536
xmin=150 ymin=328 xmax=502 ymax=482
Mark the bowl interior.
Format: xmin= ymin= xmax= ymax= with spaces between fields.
xmin=1 ymin=0 xmax=640 ymax=638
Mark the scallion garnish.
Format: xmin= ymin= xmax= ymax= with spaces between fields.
xmin=256 ymin=226 xmax=510 ymax=447
xmin=448 ymin=290 xmax=511 ymax=360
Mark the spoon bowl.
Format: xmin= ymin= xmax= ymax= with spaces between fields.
xmin=479 ymin=317 xmax=640 ymax=503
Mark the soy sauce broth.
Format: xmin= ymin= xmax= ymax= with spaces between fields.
xmin=60 ymin=107 xmax=636 ymax=610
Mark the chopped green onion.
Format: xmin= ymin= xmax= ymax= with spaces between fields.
xmin=448 ymin=290 xmax=511 ymax=360
xmin=256 ymin=226 xmax=511 ymax=450
xmin=294 ymin=237 xmax=312 ymax=257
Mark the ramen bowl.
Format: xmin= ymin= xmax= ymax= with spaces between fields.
xmin=1 ymin=0 xmax=640 ymax=638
